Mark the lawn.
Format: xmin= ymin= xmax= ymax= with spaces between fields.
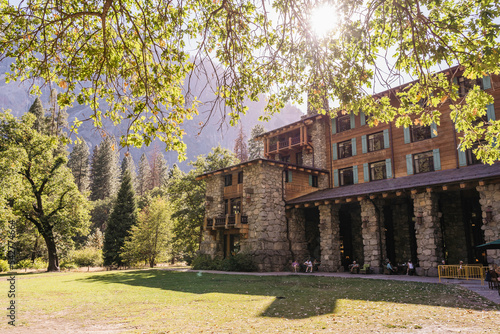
xmin=1 ymin=269 xmax=499 ymax=333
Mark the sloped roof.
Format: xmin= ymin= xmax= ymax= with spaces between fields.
xmin=287 ymin=162 xmax=500 ymax=205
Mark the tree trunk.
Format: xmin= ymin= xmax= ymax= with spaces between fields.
xmin=42 ymin=233 xmax=60 ymax=272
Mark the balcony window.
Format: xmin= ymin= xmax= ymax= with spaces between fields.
xmin=337 ymin=114 xmax=351 ymax=132
xmin=368 ymin=132 xmax=384 ymax=152
xmin=411 ymin=125 xmax=431 ymax=142
xmin=413 ymin=151 xmax=434 ymax=174
xmin=369 ymin=161 xmax=387 ymax=181
xmin=238 ymin=171 xmax=243 ymax=184
xmin=338 ymin=140 xmax=352 ymax=159
xmin=339 ymin=167 xmax=354 ymax=186
xmin=280 ymin=155 xmax=290 ymax=163
xmin=230 ymin=198 xmax=241 ymax=215
xmin=296 ymin=152 xmax=303 ymax=166
xmin=224 ymin=174 xmax=233 ymax=187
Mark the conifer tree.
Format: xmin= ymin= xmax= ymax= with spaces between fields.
xmin=28 ymin=97 xmax=46 ymax=133
xmin=137 ymin=153 xmax=152 ymax=196
xmin=90 ymin=137 xmax=120 ymax=201
xmin=151 ymin=152 xmax=168 ymax=189
xmin=121 ymin=154 xmax=136 ymax=181
xmin=67 ymin=139 xmax=90 ymax=193
xmin=248 ymin=124 xmax=266 ymax=160
xmin=103 ymin=170 xmax=137 ymax=267
xmin=233 ymin=125 xmax=248 ymax=162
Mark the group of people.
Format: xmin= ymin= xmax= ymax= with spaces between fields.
xmin=385 ymin=259 xmax=415 ymax=275
xmin=292 ymin=259 xmax=320 ymax=273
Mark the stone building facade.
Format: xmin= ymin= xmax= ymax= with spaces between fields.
xmin=198 ymin=69 xmax=500 ymax=275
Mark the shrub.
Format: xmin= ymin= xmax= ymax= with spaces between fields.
xmin=191 ymin=254 xmax=222 ymax=270
xmin=15 ymin=259 xmax=32 ymax=272
xmin=220 ymin=253 xmax=258 ymax=272
xmin=70 ymin=248 xmax=103 ymax=270
xmin=32 ymin=258 xmax=48 ymax=270
xmin=0 ymin=259 xmax=9 ymax=272
xmin=60 ymin=261 xmax=78 ymax=271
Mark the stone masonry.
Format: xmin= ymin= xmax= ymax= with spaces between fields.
xmin=318 ymin=204 xmax=342 ymax=272
xmin=360 ymin=199 xmax=383 ymax=273
xmin=199 ymin=173 xmax=225 ymax=256
xmin=412 ymin=192 xmax=443 ymax=277
xmin=477 ymin=184 xmax=500 ymax=264
xmin=286 ymin=208 xmax=309 ymax=263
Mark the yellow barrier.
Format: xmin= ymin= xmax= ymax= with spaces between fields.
xmin=438 ymin=265 xmax=486 ymax=285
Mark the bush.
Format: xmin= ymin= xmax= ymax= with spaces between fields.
xmin=70 ymin=248 xmax=103 ymax=270
xmin=0 ymin=259 xmax=9 ymax=272
xmin=60 ymin=261 xmax=78 ymax=271
xmin=191 ymin=254 xmax=223 ymax=270
xmin=220 ymin=253 xmax=258 ymax=272
xmin=15 ymin=259 xmax=32 ymax=271
xmin=32 ymin=258 xmax=48 ymax=270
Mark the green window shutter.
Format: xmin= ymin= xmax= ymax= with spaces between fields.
xmin=331 ymin=118 xmax=337 ymax=134
xmin=288 ymin=171 xmax=293 ymax=182
xmin=383 ymin=129 xmax=390 ymax=148
xmin=332 ymin=143 xmax=338 ymax=160
xmin=360 ymin=112 xmax=366 ymax=126
xmin=353 ymin=165 xmax=358 ymax=184
xmin=433 ymin=149 xmax=441 ymax=171
xmin=309 ymin=175 xmax=313 ymax=186
xmin=333 ymin=169 xmax=339 ymax=187
xmin=352 ymin=137 xmax=357 ymax=156
xmin=386 ymin=159 xmax=392 ymax=178
xmin=361 ymin=135 xmax=367 ymax=153
xmin=404 ymin=127 xmax=411 ymax=144
xmin=350 ymin=113 xmax=355 ymax=129
xmin=483 ymin=75 xmax=491 ymax=90
xmin=431 ymin=122 xmax=438 ymax=138
xmin=406 ymin=154 xmax=414 ymax=175
xmin=363 ymin=163 xmax=369 ymax=182
xmin=486 ymin=103 xmax=496 ymax=121
xmin=458 ymin=147 xmax=467 ymax=167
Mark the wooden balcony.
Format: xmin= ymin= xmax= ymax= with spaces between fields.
xmin=204 ymin=214 xmax=249 ymax=235
xmin=224 ymin=183 xmax=243 ymax=198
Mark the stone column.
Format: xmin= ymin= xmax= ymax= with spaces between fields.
xmin=286 ymin=208 xmax=309 ymax=262
xmin=360 ymin=200 xmax=383 ymax=273
xmin=477 ymin=184 xmax=500 ymax=264
xmin=412 ymin=192 xmax=443 ymax=276
xmin=318 ymin=204 xmax=342 ymax=272
xmin=199 ymin=175 xmax=225 ymax=257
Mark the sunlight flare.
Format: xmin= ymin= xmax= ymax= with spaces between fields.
xmin=309 ymin=3 xmax=341 ymax=38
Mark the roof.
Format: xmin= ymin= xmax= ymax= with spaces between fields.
xmin=195 ymin=158 xmax=329 ymax=181
xmin=287 ymin=162 xmax=500 ymax=205
xmin=254 ymin=113 xmax=324 ymax=140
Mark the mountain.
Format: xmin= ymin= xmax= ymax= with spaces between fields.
xmin=0 ymin=60 xmax=305 ymax=171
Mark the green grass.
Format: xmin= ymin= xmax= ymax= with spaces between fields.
xmin=1 ymin=269 xmax=499 ymax=333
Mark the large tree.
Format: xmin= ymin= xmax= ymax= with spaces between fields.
xmin=103 ymin=170 xmax=137 ymax=267
xmin=90 ymin=137 xmax=120 ymax=201
xmin=137 ymin=153 xmax=152 ymax=196
xmin=0 ymin=111 xmax=91 ymax=272
xmin=233 ymin=125 xmax=248 ymax=162
xmin=67 ymin=138 xmax=91 ymax=193
xmin=1 ymin=1 xmax=499 ymax=162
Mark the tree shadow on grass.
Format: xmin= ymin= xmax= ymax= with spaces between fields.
xmin=79 ymin=269 xmax=499 ymax=319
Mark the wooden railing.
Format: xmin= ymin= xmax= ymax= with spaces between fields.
xmin=269 ymin=142 xmax=277 ymax=151
xmin=206 ymin=214 xmax=249 ymax=230
xmin=291 ymin=136 xmax=301 ymax=145
xmin=224 ymin=183 xmax=243 ymax=197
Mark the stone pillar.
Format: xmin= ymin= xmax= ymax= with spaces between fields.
xmin=199 ymin=175 xmax=225 ymax=257
xmin=318 ymin=204 xmax=342 ymax=272
xmin=286 ymin=208 xmax=309 ymax=262
xmin=412 ymin=192 xmax=443 ymax=276
xmin=477 ymin=184 xmax=500 ymax=264
xmin=360 ymin=200 xmax=383 ymax=273
xmin=302 ymin=119 xmax=328 ymax=170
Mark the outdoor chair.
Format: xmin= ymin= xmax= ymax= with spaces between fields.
xmin=359 ymin=264 xmax=371 ymax=274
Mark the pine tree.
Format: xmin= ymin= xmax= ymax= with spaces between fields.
xmin=67 ymin=138 xmax=90 ymax=193
xmin=90 ymin=137 xmax=120 ymax=201
xmin=121 ymin=153 xmax=137 ymax=185
xmin=233 ymin=125 xmax=248 ymax=162
xmin=151 ymin=152 xmax=167 ymax=189
xmin=28 ymin=97 xmax=46 ymax=133
xmin=248 ymin=124 xmax=266 ymax=160
xmin=137 ymin=153 xmax=152 ymax=196
xmin=103 ymin=170 xmax=137 ymax=267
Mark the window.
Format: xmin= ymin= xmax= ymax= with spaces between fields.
xmin=224 ymin=174 xmax=233 ymax=187
xmin=368 ymin=132 xmax=384 ymax=152
xmin=337 ymin=114 xmax=351 ymax=132
xmin=338 ymin=140 xmax=352 ymax=159
xmin=285 ymin=170 xmax=292 ymax=183
xmin=230 ymin=198 xmax=241 ymax=215
xmin=311 ymin=175 xmax=319 ymax=187
xmin=238 ymin=171 xmax=243 ymax=184
xmin=457 ymin=76 xmax=483 ymax=97
xmin=224 ymin=199 xmax=229 ymax=215
xmin=369 ymin=161 xmax=387 ymax=181
xmin=295 ymin=152 xmax=303 ymax=166
xmin=411 ymin=125 xmax=431 ymax=142
xmin=466 ymin=142 xmax=484 ymax=166
xmin=280 ymin=155 xmax=290 ymax=163
xmin=339 ymin=167 xmax=354 ymax=186
xmin=413 ymin=151 xmax=434 ymax=174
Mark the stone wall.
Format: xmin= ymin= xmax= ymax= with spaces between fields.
xmin=199 ymin=175 xmax=225 ymax=256
xmin=286 ymin=208 xmax=309 ymax=262
xmin=318 ymin=204 xmax=342 ymax=271
xmin=412 ymin=192 xmax=443 ymax=276
xmin=477 ymin=184 xmax=500 ymax=264
xmin=239 ymin=163 xmax=291 ymax=271
xmin=360 ymin=200 xmax=383 ymax=272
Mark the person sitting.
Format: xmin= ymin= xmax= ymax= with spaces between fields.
xmin=313 ymin=259 xmax=321 ymax=272
xmin=304 ymin=259 xmax=313 ymax=273
xmin=406 ymin=260 xmax=415 ymax=276
xmin=350 ymin=261 xmax=360 ymax=274
xmin=386 ymin=260 xmax=397 ymax=274
xmin=292 ymin=260 xmax=299 ymax=273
